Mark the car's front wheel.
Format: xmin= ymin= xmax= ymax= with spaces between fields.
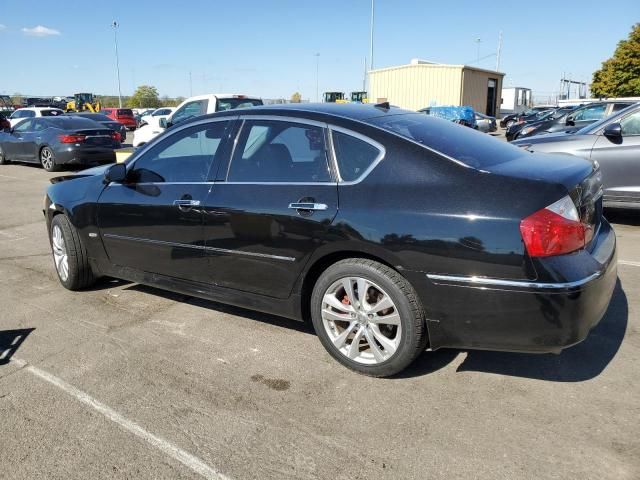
xmin=50 ymin=214 xmax=96 ymax=290
xmin=311 ymin=258 xmax=428 ymax=377
xmin=40 ymin=146 xmax=60 ymax=172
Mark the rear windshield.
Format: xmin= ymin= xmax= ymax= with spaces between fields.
xmin=216 ymin=98 xmax=263 ymax=111
xmin=41 ymin=109 xmax=64 ymax=117
xmin=367 ymin=113 xmax=523 ymax=169
xmin=117 ymin=109 xmax=133 ymax=116
xmin=44 ymin=117 xmax=103 ymax=129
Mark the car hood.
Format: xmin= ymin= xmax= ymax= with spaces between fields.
xmin=49 ymin=163 xmax=112 ymax=184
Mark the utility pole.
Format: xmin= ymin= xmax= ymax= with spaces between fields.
xmin=363 ymin=57 xmax=367 ymax=92
xmin=496 ymin=31 xmax=503 ymax=71
xmin=314 ymin=53 xmax=320 ymax=102
xmin=112 ymin=21 xmax=122 ymax=108
xmin=475 ymin=38 xmax=482 ymax=64
xmin=369 ymin=0 xmax=375 ymax=70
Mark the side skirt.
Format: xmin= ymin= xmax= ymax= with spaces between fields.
xmin=98 ymin=263 xmax=305 ymax=321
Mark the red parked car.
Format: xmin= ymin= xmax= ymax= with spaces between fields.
xmin=100 ymin=108 xmax=137 ymax=130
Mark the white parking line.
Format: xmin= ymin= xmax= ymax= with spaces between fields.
xmin=619 ymin=260 xmax=640 ymax=267
xmin=11 ymin=357 xmax=231 ymax=480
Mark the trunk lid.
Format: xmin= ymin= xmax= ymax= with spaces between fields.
xmin=75 ymin=129 xmax=114 ymax=146
xmin=487 ymin=152 xmax=602 ymax=250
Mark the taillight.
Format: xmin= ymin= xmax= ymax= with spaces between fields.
xmin=520 ymin=195 xmax=591 ymax=257
xmin=59 ymin=134 xmax=86 ymax=143
xmin=111 ymin=131 xmax=121 ymax=142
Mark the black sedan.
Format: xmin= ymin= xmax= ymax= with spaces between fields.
xmin=0 ymin=116 xmax=119 ymax=171
xmin=43 ymin=104 xmax=616 ymax=377
xmin=66 ymin=112 xmax=128 ymax=145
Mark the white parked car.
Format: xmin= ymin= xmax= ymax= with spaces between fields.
xmin=8 ymin=107 xmax=65 ymax=127
xmin=139 ymin=107 xmax=175 ymax=127
xmin=132 ymin=94 xmax=263 ymax=147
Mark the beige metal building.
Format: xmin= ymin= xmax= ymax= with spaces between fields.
xmin=369 ymin=59 xmax=505 ymax=116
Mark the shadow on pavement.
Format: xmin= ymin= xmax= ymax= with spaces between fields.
xmin=0 ymin=328 xmax=35 ymax=366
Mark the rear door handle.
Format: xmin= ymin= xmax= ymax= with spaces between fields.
xmin=288 ymin=202 xmax=328 ymax=211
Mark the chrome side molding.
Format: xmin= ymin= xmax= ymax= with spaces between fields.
xmin=426 ymin=272 xmax=602 ymax=290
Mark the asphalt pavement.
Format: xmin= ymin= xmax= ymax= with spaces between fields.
xmin=0 ymin=161 xmax=638 ymax=480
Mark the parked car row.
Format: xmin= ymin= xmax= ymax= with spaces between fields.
xmin=419 ymin=105 xmax=497 ymax=133
xmin=504 ymin=101 xmax=635 ymax=141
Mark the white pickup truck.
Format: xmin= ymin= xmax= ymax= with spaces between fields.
xmin=132 ymin=93 xmax=262 ymax=147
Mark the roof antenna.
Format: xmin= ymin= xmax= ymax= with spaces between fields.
xmin=374 ymin=101 xmax=390 ymax=110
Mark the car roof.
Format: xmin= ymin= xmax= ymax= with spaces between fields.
xmin=205 ymin=103 xmax=413 ymax=122
xmin=17 ymin=107 xmax=63 ymax=112
xmin=184 ymin=93 xmax=262 ymax=102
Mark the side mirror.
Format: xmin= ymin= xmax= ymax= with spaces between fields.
xmin=159 ymin=117 xmax=168 ymax=129
xmin=104 ymin=163 xmax=127 ymax=184
xmin=566 ymin=115 xmax=575 ymax=126
xmin=603 ymin=122 xmax=622 ymax=138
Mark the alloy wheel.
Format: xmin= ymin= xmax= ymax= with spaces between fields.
xmin=41 ymin=148 xmax=54 ymax=170
xmin=51 ymin=224 xmax=69 ymax=281
xmin=321 ymin=277 xmax=401 ymax=365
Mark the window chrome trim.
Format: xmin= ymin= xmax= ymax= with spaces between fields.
xmin=328 ymin=125 xmax=386 ymax=185
xmin=102 ymin=233 xmax=296 ymax=262
xmin=426 ymin=272 xmax=601 ymax=290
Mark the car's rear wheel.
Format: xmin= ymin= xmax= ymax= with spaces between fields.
xmin=40 ymin=146 xmax=59 ymax=172
xmin=311 ymin=258 xmax=427 ymax=377
xmin=50 ymin=214 xmax=96 ymax=290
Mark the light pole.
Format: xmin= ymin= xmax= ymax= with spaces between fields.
xmin=314 ymin=53 xmax=320 ymax=102
xmin=112 ymin=21 xmax=122 ymax=108
xmin=475 ymin=38 xmax=482 ymax=64
xmin=369 ymin=0 xmax=375 ymax=70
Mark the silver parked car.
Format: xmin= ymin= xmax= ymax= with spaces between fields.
xmin=475 ymin=112 xmax=497 ymax=133
xmin=513 ymin=103 xmax=640 ymax=209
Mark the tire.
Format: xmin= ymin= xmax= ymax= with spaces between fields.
xmin=0 ymin=146 xmax=8 ymax=165
xmin=50 ymin=214 xmax=96 ymax=290
xmin=310 ymin=258 xmax=428 ymax=377
xmin=40 ymin=146 xmax=60 ymax=172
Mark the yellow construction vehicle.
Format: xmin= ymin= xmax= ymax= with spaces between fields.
xmin=350 ymin=91 xmax=368 ymax=103
xmin=323 ymin=92 xmax=348 ymax=103
xmin=66 ymin=93 xmax=101 ymax=113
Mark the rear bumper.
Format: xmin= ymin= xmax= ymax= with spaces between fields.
xmin=411 ymin=220 xmax=617 ymax=353
xmin=55 ymin=147 xmax=116 ymax=166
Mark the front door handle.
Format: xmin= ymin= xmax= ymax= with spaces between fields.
xmin=173 ymin=199 xmax=200 ymax=211
xmin=288 ymin=202 xmax=328 ymax=211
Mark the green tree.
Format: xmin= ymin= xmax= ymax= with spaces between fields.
xmin=591 ymin=23 xmax=640 ymax=97
xmin=128 ymin=85 xmax=161 ymax=108
xmin=290 ymin=92 xmax=302 ymax=103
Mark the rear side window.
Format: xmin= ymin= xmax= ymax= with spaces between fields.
xmin=216 ymin=98 xmax=263 ymax=111
xmin=117 ymin=109 xmax=133 ymax=116
xmin=332 ymin=131 xmax=381 ymax=182
xmin=41 ymin=109 xmax=63 ymax=117
xmin=171 ymin=100 xmax=208 ymax=125
xmin=227 ymin=120 xmax=331 ymax=182
xmin=368 ymin=113 xmax=523 ymax=169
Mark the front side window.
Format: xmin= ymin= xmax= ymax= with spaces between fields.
xmin=41 ymin=109 xmax=63 ymax=117
xmin=227 ymin=120 xmax=331 ymax=182
xmin=13 ymin=119 xmax=34 ymax=132
xmin=621 ymin=110 xmax=640 ymax=136
xmin=332 ymin=131 xmax=381 ymax=182
xmin=129 ymin=121 xmax=228 ymax=183
xmin=573 ymin=104 xmax=606 ymax=121
xmin=171 ymin=100 xmax=208 ymax=125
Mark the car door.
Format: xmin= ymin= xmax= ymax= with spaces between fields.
xmin=202 ymin=117 xmax=338 ymax=298
xmin=96 ymin=118 xmax=232 ymax=282
xmin=591 ymin=108 xmax=640 ymax=205
xmin=4 ymin=119 xmax=35 ymax=160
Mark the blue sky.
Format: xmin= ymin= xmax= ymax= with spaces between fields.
xmin=1 ymin=0 xmax=638 ymax=101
